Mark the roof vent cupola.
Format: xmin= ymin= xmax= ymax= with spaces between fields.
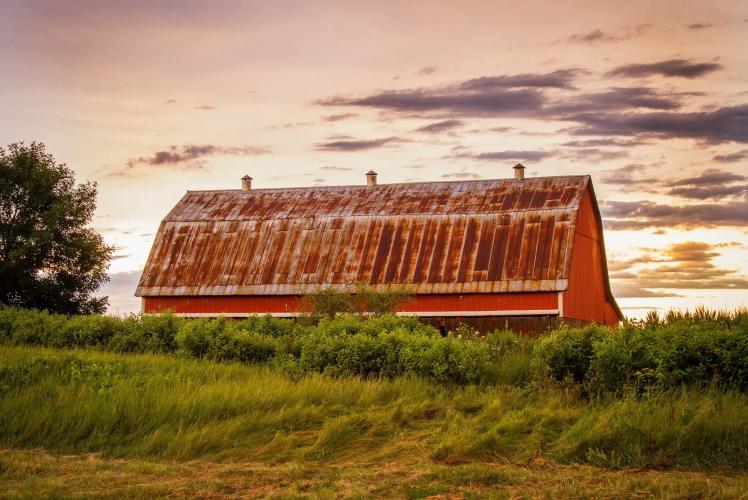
xmin=366 ymin=170 xmax=378 ymax=187
xmin=513 ymin=163 xmax=525 ymax=181
xmin=241 ymin=175 xmax=253 ymax=191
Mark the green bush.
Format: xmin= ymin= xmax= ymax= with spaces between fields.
xmin=720 ymin=326 xmax=748 ymax=390
xmin=107 ymin=319 xmax=149 ymax=353
xmin=297 ymin=328 xmax=394 ymax=377
xmin=300 ymin=284 xmax=413 ymax=320
xmin=104 ymin=313 xmax=183 ymax=354
xmin=138 ymin=313 xmax=182 ymax=352
xmin=228 ymin=330 xmax=279 ymax=363
xmin=534 ymin=312 xmax=748 ymax=394
xmin=7 ymin=308 xmax=68 ymax=347
xmin=364 ymin=314 xmax=438 ymax=337
xmin=236 ymin=315 xmax=304 ymax=338
xmin=298 ymin=327 xmax=497 ymax=385
xmin=175 ymin=318 xmax=228 ymax=358
xmin=63 ymin=315 xmax=125 ymax=348
xmin=586 ymin=326 xmax=662 ymax=393
xmin=313 ymin=314 xmax=438 ymax=338
xmin=401 ymin=335 xmax=495 ymax=385
xmin=653 ymin=321 xmax=748 ymax=390
xmin=0 ymin=306 xmax=17 ymax=340
xmin=533 ymin=325 xmax=608 ymax=384
xmin=175 ymin=317 xmax=278 ymax=363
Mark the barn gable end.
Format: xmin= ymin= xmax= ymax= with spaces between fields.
xmin=562 ymin=185 xmax=622 ymax=326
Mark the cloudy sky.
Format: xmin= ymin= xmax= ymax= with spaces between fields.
xmin=1 ymin=0 xmax=746 ymax=317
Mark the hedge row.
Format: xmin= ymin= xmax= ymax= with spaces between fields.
xmin=2 ymin=306 xmax=747 ymax=391
xmin=535 ymin=314 xmax=748 ymax=393
xmin=0 ymin=307 xmax=508 ymax=385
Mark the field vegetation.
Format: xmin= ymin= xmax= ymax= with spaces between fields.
xmin=1 ymin=305 xmax=748 ymax=497
xmin=2 ymin=305 xmax=747 ymax=393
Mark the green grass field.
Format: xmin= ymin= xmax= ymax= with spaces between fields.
xmin=2 ymin=344 xmax=748 ymax=498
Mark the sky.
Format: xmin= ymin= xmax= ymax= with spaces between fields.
xmin=1 ymin=0 xmax=746 ymax=318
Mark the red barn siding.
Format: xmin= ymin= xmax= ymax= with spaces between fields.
xmin=398 ymin=292 xmax=557 ymax=313
xmin=143 ymin=292 xmax=558 ymax=316
xmin=144 ymin=295 xmax=302 ymax=315
xmin=562 ymin=188 xmax=621 ymax=326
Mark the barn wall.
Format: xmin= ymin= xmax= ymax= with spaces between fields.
xmin=144 ymin=293 xmax=559 ymax=335
xmin=399 ymin=292 xmax=558 ymax=313
xmin=563 ymin=188 xmax=619 ymax=326
xmin=143 ymin=295 xmax=302 ymax=315
xmin=143 ymin=292 xmax=559 ymax=316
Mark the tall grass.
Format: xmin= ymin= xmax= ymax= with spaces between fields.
xmin=2 ymin=344 xmax=748 ymax=469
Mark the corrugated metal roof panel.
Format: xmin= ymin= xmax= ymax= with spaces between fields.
xmin=136 ymin=176 xmax=589 ymax=296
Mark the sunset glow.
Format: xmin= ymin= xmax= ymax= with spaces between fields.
xmin=1 ymin=0 xmax=746 ymax=317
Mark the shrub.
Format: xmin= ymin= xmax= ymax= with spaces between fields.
xmin=138 ymin=313 xmax=182 ymax=352
xmin=314 ymin=314 xmax=368 ymax=338
xmin=401 ymin=335 xmax=495 ymax=385
xmin=235 ymin=315 xmax=303 ymax=338
xmin=720 ymin=327 xmax=748 ymax=391
xmin=319 ymin=330 xmax=413 ymax=379
xmin=314 ymin=314 xmax=438 ymax=338
xmin=485 ymin=330 xmax=525 ymax=354
xmin=533 ymin=325 xmax=608 ymax=384
xmin=230 ymin=330 xmax=279 ymax=363
xmin=535 ymin=314 xmax=748 ymax=394
xmin=175 ymin=318 xmax=222 ymax=358
xmin=0 ymin=307 xmax=17 ymax=341
xmin=300 ymin=287 xmax=356 ymax=320
xmin=8 ymin=308 xmax=67 ymax=347
xmin=63 ymin=315 xmax=125 ymax=348
xmin=351 ymin=284 xmax=413 ymax=317
xmin=587 ymin=326 xmax=661 ymax=394
xmin=328 ymin=333 xmax=393 ymax=377
xmin=298 ymin=327 xmax=495 ymax=384
xmin=654 ymin=322 xmax=747 ymax=390
xmin=176 ymin=318 xmax=234 ymax=359
xmin=107 ymin=319 xmax=150 ymax=353
xmin=106 ymin=314 xmax=182 ymax=354
xmin=175 ymin=318 xmax=278 ymax=363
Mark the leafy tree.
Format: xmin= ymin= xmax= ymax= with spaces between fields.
xmin=300 ymin=287 xmax=355 ymax=320
xmin=351 ymin=284 xmax=413 ymax=317
xmin=301 ymin=284 xmax=413 ymax=321
xmin=0 ymin=142 xmax=113 ymax=314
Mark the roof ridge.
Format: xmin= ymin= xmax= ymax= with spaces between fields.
xmin=165 ymin=205 xmax=581 ymax=223
xmin=185 ymin=174 xmax=590 ymax=193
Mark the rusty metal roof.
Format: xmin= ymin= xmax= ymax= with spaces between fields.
xmin=136 ymin=176 xmax=590 ymax=296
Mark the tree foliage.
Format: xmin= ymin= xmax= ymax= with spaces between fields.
xmin=0 ymin=142 xmax=113 ymax=314
xmin=300 ymin=284 xmax=413 ymax=320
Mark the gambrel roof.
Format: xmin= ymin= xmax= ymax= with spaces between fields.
xmin=136 ymin=176 xmax=595 ymax=297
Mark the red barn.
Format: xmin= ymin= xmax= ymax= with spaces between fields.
xmin=135 ymin=166 xmax=622 ymax=333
